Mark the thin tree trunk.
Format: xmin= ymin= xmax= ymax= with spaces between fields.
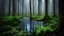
xmin=38 ymin=0 xmax=42 ymax=15
xmin=44 ymin=0 xmax=50 ymax=23
xmin=12 ymin=0 xmax=16 ymax=16
xmin=33 ymin=0 xmax=34 ymax=15
xmin=33 ymin=0 xmax=34 ymax=32
xmin=30 ymin=0 xmax=32 ymax=33
xmin=39 ymin=0 xmax=50 ymax=23
xmin=0 ymin=0 xmax=4 ymax=16
xmin=22 ymin=0 xmax=24 ymax=15
xmin=53 ymin=0 xmax=56 ymax=17
xmin=44 ymin=0 xmax=49 ymax=18
xmin=18 ymin=0 xmax=19 ymax=16
xmin=3 ymin=0 xmax=4 ymax=16
xmin=21 ymin=0 xmax=24 ymax=31
xmin=8 ymin=0 xmax=11 ymax=16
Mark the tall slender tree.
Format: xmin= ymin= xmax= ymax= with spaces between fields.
xmin=12 ymin=0 xmax=16 ymax=16
xmin=38 ymin=0 xmax=42 ymax=15
xmin=30 ymin=0 xmax=32 ymax=33
xmin=21 ymin=0 xmax=24 ymax=31
xmin=18 ymin=0 xmax=19 ymax=16
xmin=8 ymin=0 xmax=11 ymax=16
xmin=53 ymin=0 xmax=56 ymax=17
xmin=21 ymin=0 xmax=24 ymax=15
xmin=3 ymin=0 xmax=4 ymax=16
xmin=39 ymin=0 xmax=50 ymax=23
xmin=33 ymin=0 xmax=34 ymax=15
xmin=32 ymin=0 xmax=34 ymax=32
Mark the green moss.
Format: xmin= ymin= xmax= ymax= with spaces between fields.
xmin=32 ymin=15 xmax=45 ymax=20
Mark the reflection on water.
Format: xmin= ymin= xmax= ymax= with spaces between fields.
xmin=20 ymin=17 xmax=44 ymax=32
xmin=27 ymin=23 xmax=30 ymax=32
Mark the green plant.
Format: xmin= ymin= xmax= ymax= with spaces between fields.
xmin=35 ymin=21 xmax=59 ymax=35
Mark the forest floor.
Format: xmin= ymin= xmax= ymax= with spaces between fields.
xmin=0 ymin=16 xmax=59 ymax=36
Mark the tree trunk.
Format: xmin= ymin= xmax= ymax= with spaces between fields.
xmin=32 ymin=0 xmax=34 ymax=31
xmin=39 ymin=0 xmax=50 ymax=23
xmin=33 ymin=0 xmax=34 ymax=15
xmin=12 ymin=0 xmax=16 ymax=16
xmin=8 ymin=0 xmax=11 ymax=16
xmin=30 ymin=0 xmax=32 ymax=33
xmin=22 ymin=0 xmax=24 ymax=15
xmin=3 ymin=0 xmax=4 ymax=16
xmin=32 ymin=0 xmax=34 ymax=32
xmin=38 ymin=0 xmax=42 ymax=15
xmin=53 ymin=0 xmax=56 ymax=17
xmin=44 ymin=0 xmax=50 ymax=19
xmin=58 ymin=0 xmax=64 ymax=36
xmin=18 ymin=0 xmax=19 ymax=16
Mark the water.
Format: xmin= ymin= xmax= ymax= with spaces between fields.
xmin=19 ymin=17 xmax=44 ymax=32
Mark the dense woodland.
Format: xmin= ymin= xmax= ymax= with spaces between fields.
xmin=0 ymin=0 xmax=64 ymax=36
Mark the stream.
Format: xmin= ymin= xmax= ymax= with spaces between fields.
xmin=19 ymin=17 xmax=44 ymax=32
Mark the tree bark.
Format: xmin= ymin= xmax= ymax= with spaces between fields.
xmin=44 ymin=0 xmax=49 ymax=19
xmin=53 ymin=0 xmax=56 ymax=17
xmin=18 ymin=0 xmax=19 ymax=16
xmin=30 ymin=0 xmax=32 ymax=33
xmin=39 ymin=0 xmax=50 ymax=23
xmin=38 ymin=0 xmax=42 ymax=15
xmin=33 ymin=0 xmax=34 ymax=15
xmin=21 ymin=0 xmax=24 ymax=15
xmin=3 ymin=0 xmax=4 ymax=16
xmin=58 ymin=0 xmax=64 ymax=36
xmin=12 ymin=0 xmax=16 ymax=16
xmin=8 ymin=0 xmax=11 ymax=16
xmin=32 ymin=0 xmax=34 ymax=31
xmin=0 ymin=0 xmax=4 ymax=16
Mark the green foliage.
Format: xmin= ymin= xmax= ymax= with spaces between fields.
xmin=35 ymin=17 xmax=59 ymax=35
xmin=43 ymin=26 xmax=54 ymax=32
xmin=35 ymin=26 xmax=54 ymax=34
xmin=2 ymin=16 xmax=21 ymax=26
xmin=0 ymin=16 xmax=59 ymax=36
xmin=32 ymin=15 xmax=45 ymax=20
xmin=0 ymin=16 xmax=32 ymax=36
xmin=0 ymin=16 xmax=22 ymax=36
xmin=35 ymin=26 xmax=43 ymax=34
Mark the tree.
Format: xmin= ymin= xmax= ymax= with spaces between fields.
xmin=39 ymin=0 xmax=50 ymax=23
xmin=30 ymin=0 xmax=32 ymax=33
xmin=58 ymin=0 xmax=64 ymax=36
xmin=21 ymin=0 xmax=24 ymax=31
xmin=53 ymin=0 xmax=56 ymax=17
xmin=8 ymin=0 xmax=11 ymax=16
xmin=21 ymin=0 xmax=24 ymax=15
xmin=32 ymin=0 xmax=34 ymax=32
xmin=3 ymin=0 xmax=4 ymax=16
xmin=33 ymin=0 xmax=34 ymax=15
xmin=12 ymin=0 xmax=16 ymax=16
xmin=18 ymin=0 xmax=20 ymax=16
xmin=38 ymin=0 xmax=42 ymax=15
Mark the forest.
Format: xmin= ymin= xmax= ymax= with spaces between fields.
xmin=0 ymin=0 xmax=63 ymax=36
